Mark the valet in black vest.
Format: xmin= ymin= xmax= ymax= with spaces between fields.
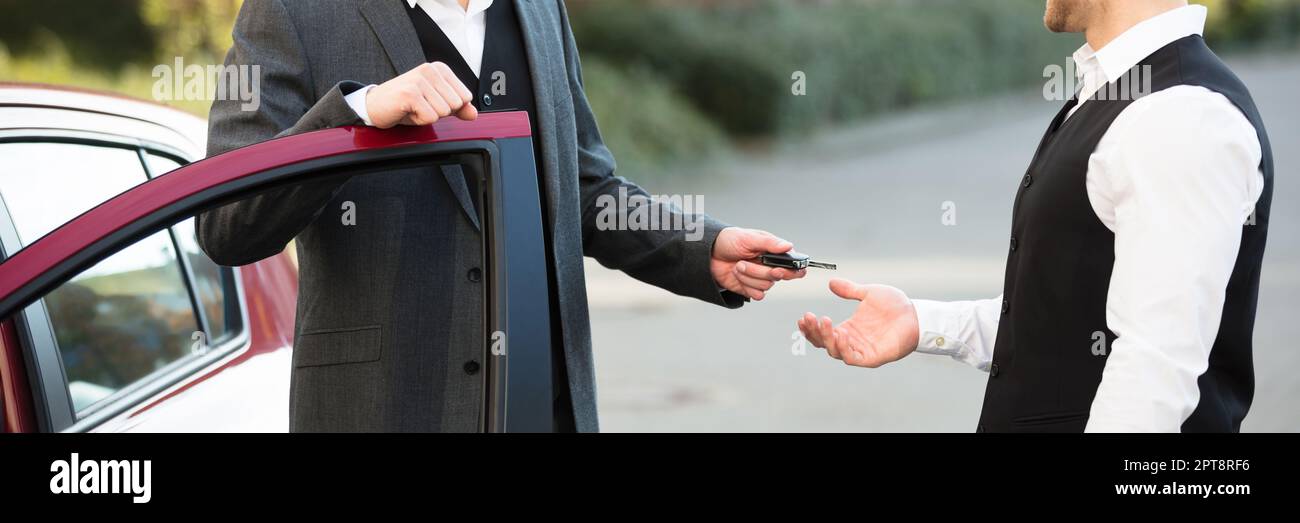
xmin=404 ymin=1 xmax=574 ymax=431
xmin=978 ymin=34 xmax=1273 ymax=433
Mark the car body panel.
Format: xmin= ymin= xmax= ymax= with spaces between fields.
xmin=0 ymin=318 xmax=36 ymax=432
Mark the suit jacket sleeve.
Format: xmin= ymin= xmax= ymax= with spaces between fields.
xmin=554 ymin=1 xmax=745 ymax=308
xmin=197 ymin=0 xmax=366 ymax=266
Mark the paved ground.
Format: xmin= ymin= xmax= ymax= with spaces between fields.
xmin=584 ymin=52 xmax=1300 ymax=432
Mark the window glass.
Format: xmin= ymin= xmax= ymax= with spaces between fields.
xmin=143 ymin=153 xmax=182 ymax=178
xmin=43 ymin=230 xmax=200 ymax=415
xmin=173 ymin=218 xmax=231 ymax=342
xmin=0 ymin=142 xmax=149 ymax=246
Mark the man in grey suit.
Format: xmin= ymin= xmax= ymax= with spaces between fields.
xmin=199 ymin=0 xmax=804 ymax=432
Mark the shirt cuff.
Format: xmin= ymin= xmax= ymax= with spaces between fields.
xmin=343 ymin=84 xmax=378 ymax=126
xmin=912 ymin=299 xmax=991 ymax=372
xmin=913 ymin=299 xmax=960 ymax=355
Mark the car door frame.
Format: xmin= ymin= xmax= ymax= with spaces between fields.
xmin=0 ymin=112 xmax=536 ymax=432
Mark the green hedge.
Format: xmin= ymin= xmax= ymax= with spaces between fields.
xmin=580 ymin=57 xmax=729 ymax=180
xmin=1201 ymin=0 xmax=1300 ymax=49
xmin=572 ymin=0 xmax=1081 ymax=138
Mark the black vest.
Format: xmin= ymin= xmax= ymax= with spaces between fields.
xmin=405 ymin=2 xmax=575 ymax=432
xmin=979 ymin=35 xmax=1273 ymax=433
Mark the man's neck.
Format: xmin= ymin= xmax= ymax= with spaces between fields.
xmin=458 ymin=0 xmax=470 ymax=11
xmin=1084 ymin=0 xmax=1188 ymax=51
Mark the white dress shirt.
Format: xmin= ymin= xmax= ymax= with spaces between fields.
xmin=344 ymin=0 xmax=494 ymax=125
xmin=912 ymin=5 xmax=1264 ymax=432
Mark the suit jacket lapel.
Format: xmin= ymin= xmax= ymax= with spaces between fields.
xmin=512 ymin=0 xmax=562 ymax=228
xmin=439 ymin=164 xmax=482 ymax=230
xmin=359 ymin=0 xmax=426 ymax=75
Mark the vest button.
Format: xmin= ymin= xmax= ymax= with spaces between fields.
xmin=1001 ymin=299 xmax=1009 ymax=314
xmin=464 ymin=360 xmax=481 ymax=375
xmin=467 ymin=267 xmax=482 ymax=282
xmin=990 ymin=363 xmax=1001 ymax=377
xmin=482 ymin=93 xmax=493 ymax=107
xmin=1010 ymin=236 xmax=1018 ymax=252
xmin=1022 ymin=174 xmax=1033 ymax=188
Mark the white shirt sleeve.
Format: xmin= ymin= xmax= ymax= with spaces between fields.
xmin=343 ymin=84 xmax=378 ymax=127
xmin=913 ymin=297 xmax=1003 ymax=372
xmin=1084 ymin=86 xmax=1264 ymax=432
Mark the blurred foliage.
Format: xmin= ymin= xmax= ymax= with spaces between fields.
xmin=0 ymin=0 xmax=242 ymax=73
xmin=573 ymin=0 xmax=1062 ymax=137
xmin=581 ymin=58 xmax=730 ymax=180
xmin=0 ymin=0 xmax=241 ymax=115
xmin=0 ymin=0 xmax=157 ymax=71
xmin=139 ymin=0 xmax=242 ymax=64
xmin=1198 ymin=0 xmax=1300 ymax=46
xmin=571 ymin=0 xmax=1300 ymax=140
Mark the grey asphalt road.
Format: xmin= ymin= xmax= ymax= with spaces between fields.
xmin=583 ymin=52 xmax=1300 ymax=432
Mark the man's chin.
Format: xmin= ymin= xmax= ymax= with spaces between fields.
xmin=1043 ymin=0 xmax=1087 ymax=33
xmin=1044 ymin=12 xmax=1067 ymax=33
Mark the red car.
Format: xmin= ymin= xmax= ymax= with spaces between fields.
xmin=0 ymin=84 xmax=536 ymax=432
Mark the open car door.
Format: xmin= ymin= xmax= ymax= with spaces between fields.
xmin=0 ymin=112 xmax=550 ymax=432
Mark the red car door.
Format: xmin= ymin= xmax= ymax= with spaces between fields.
xmin=0 ymin=112 xmax=541 ymax=432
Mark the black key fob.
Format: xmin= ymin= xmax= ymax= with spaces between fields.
xmin=759 ymin=252 xmax=811 ymax=270
xmin=757 ymin=252 xmax=837 ymax=271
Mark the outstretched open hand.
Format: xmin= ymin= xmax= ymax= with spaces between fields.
xmin=797 ymin=279 xmax=920 ymax=368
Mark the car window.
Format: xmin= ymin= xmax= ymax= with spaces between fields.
xmin=43 ymin=229 xmax=201 ymax=415
xmin=0 ymin=142 xmax=150 ymax=246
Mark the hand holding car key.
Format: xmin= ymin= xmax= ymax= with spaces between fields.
xmin=758 ymin=251 xmax=837 ymax=271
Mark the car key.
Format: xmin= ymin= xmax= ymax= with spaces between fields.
xmin=757 ymin=251 xmax=837 ymax=271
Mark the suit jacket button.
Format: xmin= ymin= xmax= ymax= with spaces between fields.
xmin=464 ymin=360 xmax=481 ymax=375
xmin=990 ymin=363 xmax=1001 ymax=377
xmin=467 ymin=268 xmax=482 ymax=282
xmin=1009 ymin=236 xmax=1018 ymax=252
xmin=1022 ymin=174 xmax=1033 ymax=188
xmin=1001 ymin=299 xmax=1009 ymax=314
xmin=482 ymin=94 xmax=493 ymax=107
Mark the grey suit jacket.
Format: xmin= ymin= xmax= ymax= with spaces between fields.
xmin=197 ymin=0 xmax=744 ymax=432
